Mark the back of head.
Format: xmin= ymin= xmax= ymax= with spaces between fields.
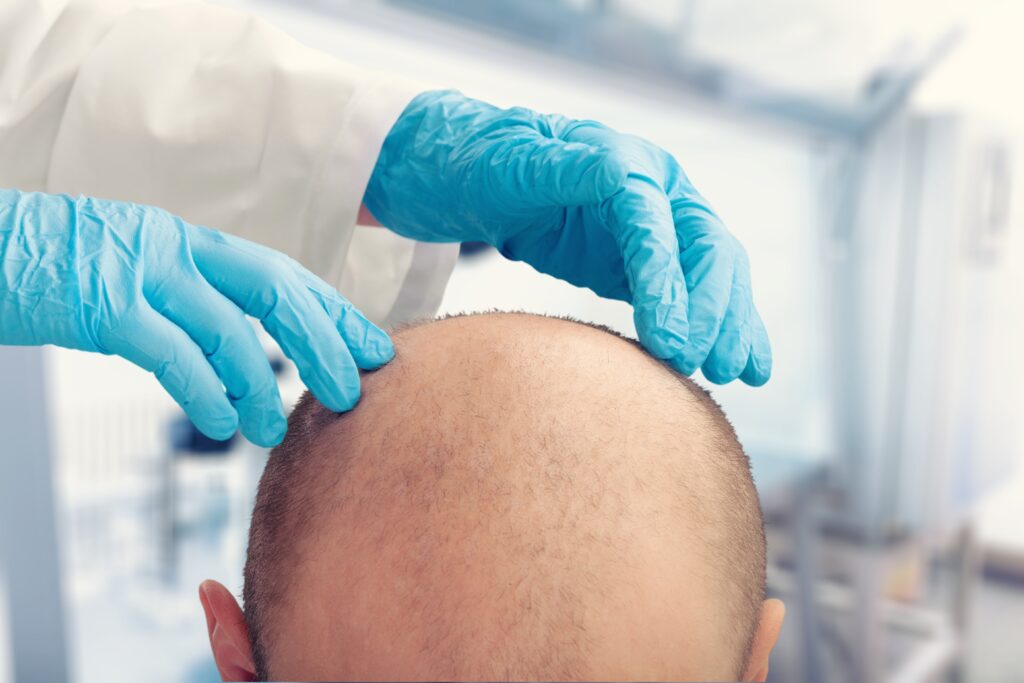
xmin=244 ymin=312 xmax=765 ymax=681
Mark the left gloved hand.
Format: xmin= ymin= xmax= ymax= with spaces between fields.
xmin=0 ymin=190 xmax=393 ymax=447
xmin=364 ymin=90 xmax=770 ymax=385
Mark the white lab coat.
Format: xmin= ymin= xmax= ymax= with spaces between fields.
xmin=0 ymin=0 xmax=458 ymax=325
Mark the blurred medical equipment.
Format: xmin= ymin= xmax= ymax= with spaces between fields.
xmin=159 ymin=357 xmax=284 ymax=584
xmin=366 ymin=89 xmax=771 ymax=384
xmin=817 ymin=111 xmax=1017 ymax=683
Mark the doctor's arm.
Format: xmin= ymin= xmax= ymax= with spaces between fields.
xmin=0 ymin=0 xmax=427 ymax=304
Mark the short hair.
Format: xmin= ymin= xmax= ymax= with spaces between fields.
xmin=243 ymin=312 xmax=766 ymax=680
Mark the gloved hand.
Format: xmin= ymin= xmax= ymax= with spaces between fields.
xmin=365 ymin=90 xmax=770 ymax=385
xmin=0 ymin=190 xmax=393 ymax=446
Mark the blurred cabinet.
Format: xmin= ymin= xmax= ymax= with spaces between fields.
xmin=834 ymin=112 xmax=1018 ymax=539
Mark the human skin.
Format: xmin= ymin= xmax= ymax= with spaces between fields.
xmin=200 ymin=313 xmax=784 ymax=682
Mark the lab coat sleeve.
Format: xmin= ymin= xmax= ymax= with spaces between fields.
xmin=0 ymin=0 xmax=458 ymax=324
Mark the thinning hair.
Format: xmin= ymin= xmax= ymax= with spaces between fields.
xmin=243 ymin=312 xmax=766 ymax=681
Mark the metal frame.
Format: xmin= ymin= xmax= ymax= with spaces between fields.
xmin=0 ymin=346 xmax=70 ymax=683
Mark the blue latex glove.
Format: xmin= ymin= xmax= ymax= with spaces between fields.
xmin=0 ymin=190 xmax=393 ymax=446
xmin=365 ymin=90 xmax=771 ymax=385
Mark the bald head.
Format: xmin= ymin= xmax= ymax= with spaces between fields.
xmin=243 ymin=312 xmax=767 ymax=681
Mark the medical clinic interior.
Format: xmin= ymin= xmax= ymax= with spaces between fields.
xmin=2 ymin=1 xmax=1023 ymax=682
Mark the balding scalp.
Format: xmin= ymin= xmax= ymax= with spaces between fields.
xmin=244 ymin=312 xmax=765 ymax=681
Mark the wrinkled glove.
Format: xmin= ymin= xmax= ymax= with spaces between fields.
xmin=0 ymin=189 xmax=393 ymax=446
xmin=364 ymin=90 xmax=770 ymax=385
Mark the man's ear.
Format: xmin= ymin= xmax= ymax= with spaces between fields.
xmin=199 ymin=580 xmax=258 ymax=682
xmin=742 ymin=598 xmax=786 ymax=682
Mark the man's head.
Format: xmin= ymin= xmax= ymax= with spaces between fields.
xmin=199 ymin=312 xmax=783 ymax=681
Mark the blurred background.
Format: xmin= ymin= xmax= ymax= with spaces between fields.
xmin=2 ymin=0 xmax=1023 ymax=681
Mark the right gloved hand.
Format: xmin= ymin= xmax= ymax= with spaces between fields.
xmin=0 ymin=189 xmax=394 ymax=447
xmin=364 ymin=90 xmax=771 ymax=386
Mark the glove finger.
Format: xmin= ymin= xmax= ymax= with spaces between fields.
xmin=148 ymin=273 xmax=287 ymax=447
xmin=599 ymin=177 xmax=689 ymax=365
xmin=260 ymin=284 xmax=363 ymax=411
xmin=672 ymin=204 xmax=737 ymax=376
xmin=299 ymin=274 xmax=394 ymax=370
xmin=490 ymin=133 xmax=628 ymax=207
xmin=700 ymin=248 xmax=752 ymax=385
xmin=326 ymin=296 xmax=394 ymax=371
xmin=739 ymin=306 xmax=772 ymax=387
xmin=188 ymin=226 xmax=363 ymax=411
xmin=104 ymin=303 xmax=239 ymax=441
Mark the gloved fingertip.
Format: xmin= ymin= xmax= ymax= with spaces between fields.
xmin=701 ymin=337 xmax=750 ymax=386
xmin=194 ymin=411 xmax=239 ymax=443
xmin=338 ymin=309 xmax=395 ymax=369
xmin=701 ymin=361 xmax=737 ymax=386
xmin=271 ymin=408 xmax=288 ymax=434
xmin=665 ymin=353 xmax=701 ymax=378
xmin=740 ymin=352 xmax=772 ymax=387
xmin=363 ymin=331 xmax=396 ymax=368
xmin=334 ymin=392 xmax=360 ymax=413
xmin=252 ymin=428 xmax=286 ymax=449
xmin=250 ymin=410 xmax=288 ymax=448
xmin=316 ymin=380 xmax=361 ymax=414
xmin=662 ymin=333 xmax=716 ymax=378
xmin=358 ymin=354 xmax=393 ymax=372
xmin=745 ymin=373 xmax=770 ymax=388
xmin=594 ymin=148 xmax=629 ymax=196
xmin=635 ymin=307 xmax=688 ymax=363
